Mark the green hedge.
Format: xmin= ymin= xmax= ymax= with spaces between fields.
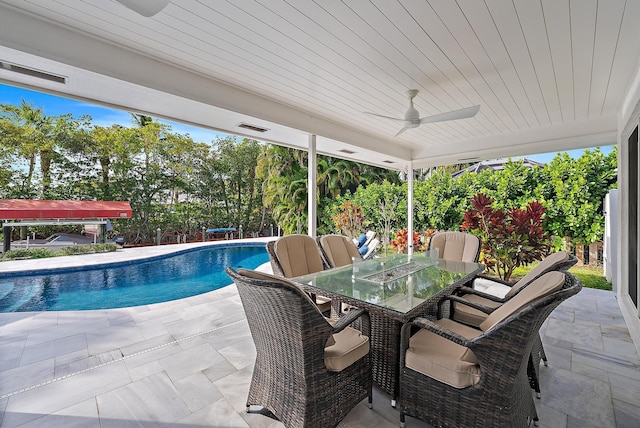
xmin=59 ymin=243 xmax=118 ymax=255
xmin=1 ymin=243 xmax=118 ymax=261
xmin=1 ymin=248 xmax=55 ymax=260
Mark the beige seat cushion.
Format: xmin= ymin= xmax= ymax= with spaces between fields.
xmin=436 ymin=318 xmax=482 ymax=339
xmin=406 ymin=273 xmax=565 ymax=389
xmin=480 ymin=271 xmax=565 ymax=331
xmin=405 ymin=318 xmax=481 ymax=388
xmin=472 ymin=251 xmax=569 ymax=296
xmin=458 ymin=252 xmax=571 ymax=326
xmin=429 ymin=232 xmax=480 ymax=263
xmin=471 ymin=277 xmax=510 ymax=297
xmin=314 ymin=295 xmax=332 ymax=314
xmin=325 ymin=326 xmax=370 ymax=372
xmin=274 ymin=235 xmax=325 ymax=278
xmin=320 ymin=235 xmax=362 ymax=267
xmin=482 ymin=283 xmax=511 ymax=298
xmin=452 ymin=294 xmax=501 ymax=327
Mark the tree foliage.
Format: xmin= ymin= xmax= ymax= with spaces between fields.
xmin=1 ymin=100 xmax=617 ymax=249
xmin=0 ymin=103 xmax=268 ymax=243
xmin=256 ymin=145 xmax=399 ymax=235
xmin=331 ymin=153 xmax=617 ymax=248
xmin=535 ymin=148 xmax=618 ymax=244
xmin=331 ymin=201 xmax=364 ymax=239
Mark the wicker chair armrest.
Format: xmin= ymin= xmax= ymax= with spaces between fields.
xmin=559 ymin=254 xmax=579 ymax=271
xmin=330 ymin=308 xmax=370 ymax=335
xmin=404 ymin=317 xmax=472 ymax=347
xmin=443 ymin=294 xmax=498 ymax=314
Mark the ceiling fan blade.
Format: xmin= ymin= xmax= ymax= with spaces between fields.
xmin=363 ymin=112 xmax=405 ymax=122
xmin=115 ymin=0 xmax=171 ymax=17
xmin=394 ymin=126 xmax=411 ymax=137
xmin=419 ymin=105 xmax=480 ymax=125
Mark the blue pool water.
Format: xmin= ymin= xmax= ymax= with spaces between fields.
xmin=0 ymin=244 xmax=269 ymax=312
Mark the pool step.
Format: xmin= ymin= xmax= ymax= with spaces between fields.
xmin=0 ymin=281 xmax=41 ymax=312
xmin=0 ymin=281 xmax=15 ymax=300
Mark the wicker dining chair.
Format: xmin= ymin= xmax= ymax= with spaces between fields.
xmin=226 ymin=267 xmax=372 ymax=428
xmin=399 ymin=271 xmax=582 ymax=428
xmin=317 ymin=234 xmax=362 ymax=268
xmin=266 ymin=234 xmax=332 ymax=313
xmin=427 ymin=231 xmax=482 ymax=263
xmin=317 ymin=234 xmax=364 ymax=315
xmin=448 ymin=251 xmax=578 ymax=396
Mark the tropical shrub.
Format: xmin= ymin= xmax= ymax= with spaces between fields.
xmin=390 ymin=229 xmax=426 ymax=253
xmin=414 ymin=171 xmax=470 ymax=230
xmin=331 ymin=201 xmax=364 ymax=239
xmin=1 ymin=244 xmax=118 ymax=260
xmin=60 ymin=243 xmax=118 ymax=255
xmin=1 ymin=248 xmax=55 ymax=260
xmin=461 ymin=193 xmax=550 ymax=281
xmin=347 ymin=180 xmax=407 ymax=247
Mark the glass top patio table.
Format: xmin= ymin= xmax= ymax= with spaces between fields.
xmin=292 ymin=253 xmax=484 ymax=401
xmin=293 ymin=253 xmax=484 ymax=320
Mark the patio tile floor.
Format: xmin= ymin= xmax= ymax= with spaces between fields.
xmin=0 ymin=247 xmax=638 ymax=427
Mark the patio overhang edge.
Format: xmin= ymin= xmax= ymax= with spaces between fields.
xmin=0 ymin=5 xmax=412 ymax=165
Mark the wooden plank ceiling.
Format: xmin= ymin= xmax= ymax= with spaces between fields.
xmin=0 ymin=0 xmax=638 ymax=169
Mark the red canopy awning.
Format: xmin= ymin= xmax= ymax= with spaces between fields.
xmin=0 ymin=200 xmax=132 ymax=220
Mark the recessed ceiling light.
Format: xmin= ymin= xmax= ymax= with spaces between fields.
xmin=337 ymin=149 xmax=356 ymax=154
xmin=382 ymin=160 xmax=395 ymax=164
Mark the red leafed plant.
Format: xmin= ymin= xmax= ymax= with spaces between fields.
xmin=331 ymin=201 xmax=364 ymax=239
xmin=461 ymin=193 xmax=550 ymax=281
xmin=390 ymin=229 xmax=425 ymax=253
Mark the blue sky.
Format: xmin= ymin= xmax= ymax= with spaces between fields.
xmin=0 ymin=84 xmax=231 ymax=145
xmin=0 ymin=83 xmax=614 ymax=163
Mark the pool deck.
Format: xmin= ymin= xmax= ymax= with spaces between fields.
xmin=1 ymin=241 xmax=640 ymax=427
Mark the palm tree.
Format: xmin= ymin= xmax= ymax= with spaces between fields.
xmin=0 ymin=101 xmax=89 ymax=197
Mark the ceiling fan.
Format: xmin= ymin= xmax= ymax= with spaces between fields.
xmin=364 ymin=89 xmax=480 ymax=137
xmin=115 ymin=0 xmax=171 ymax=17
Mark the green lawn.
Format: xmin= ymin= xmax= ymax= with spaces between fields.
xmin=511 ymin=263 xmax=612 ymax=290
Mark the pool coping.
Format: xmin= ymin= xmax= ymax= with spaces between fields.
xmin=0 ymin=237 xmax=276 ymax=276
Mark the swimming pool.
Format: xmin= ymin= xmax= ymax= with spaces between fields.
xmin=0 ymin=243 xmax=269 ymax=312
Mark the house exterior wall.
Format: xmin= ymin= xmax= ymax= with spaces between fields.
xmin=618 ymin=65 xmax=640 ymax=355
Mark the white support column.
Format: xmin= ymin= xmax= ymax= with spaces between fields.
xmin=407 ymin=161 xmax=414 ymax=255
xmin=308 ymin=134 xmax=317 ymax=237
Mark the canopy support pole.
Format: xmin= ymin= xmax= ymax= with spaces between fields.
xmin=407 ymin=161 xmax=414 ymax=255
xmin=308 ymin=134 xmax=317 ymax=237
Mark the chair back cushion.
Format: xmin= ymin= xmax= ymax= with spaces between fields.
xmin=480 ymin=271 xmax=565 ymax=331
xmin=362 ymin=238 xmax=380 ymax=259
xmin=320 ymin=234 xmax=362 ymax=268
xmin=429 ymin=231 xmax=481 ymax=263
xmin=504 ymin=251 xmax=570 ymax=298
xmin=274 ymin=234 xmax=325 ymax=277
